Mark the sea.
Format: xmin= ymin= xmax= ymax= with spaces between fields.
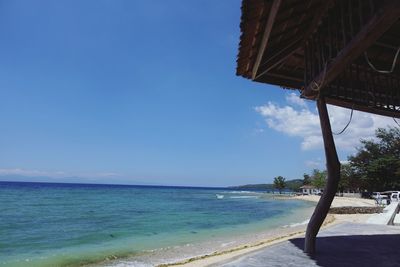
xmin=0 ymin=181 xmax=315 ymax=267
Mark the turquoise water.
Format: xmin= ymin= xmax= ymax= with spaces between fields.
xmin=0 ymin=182 xmax=313 ymax=266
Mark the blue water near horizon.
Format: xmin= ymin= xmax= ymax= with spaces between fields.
xmin=0 ymin=181 xmax=313 ymax=267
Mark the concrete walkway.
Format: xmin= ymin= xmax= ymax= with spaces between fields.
xmin=213 ymin=223 xmax=400 ymax=267
xmin=367 ymin=202 xmax=399 ymax=225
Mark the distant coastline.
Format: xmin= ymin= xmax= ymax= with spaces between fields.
xmin=229 ymin=179 xmax=303 ymax=192
xmin=0 ymin=179 xmax=303 ymax=192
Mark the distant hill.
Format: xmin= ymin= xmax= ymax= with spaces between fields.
xmin=230 ymin=179 xmax=303 ymax=192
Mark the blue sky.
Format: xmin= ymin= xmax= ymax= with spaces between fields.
xmin=0 ymin=0 xmax=396 ymax=186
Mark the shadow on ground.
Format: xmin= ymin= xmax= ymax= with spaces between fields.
xmin=290 ymin=234 xmax=400 ymax=267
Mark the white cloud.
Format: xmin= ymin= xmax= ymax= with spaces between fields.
xmin=255 ymin=93 xmax=396 ymax=151
xmin=285 ymin=92 xmax=308 ymax=108
xmin=305 ymin=159 xmax=323 ymax=168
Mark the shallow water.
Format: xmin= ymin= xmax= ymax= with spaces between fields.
xmin=0 ymin=182 xmax=314 ymax=266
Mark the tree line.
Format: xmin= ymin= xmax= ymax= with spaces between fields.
xmin=273 ymin=126 xmax=400 ymax=193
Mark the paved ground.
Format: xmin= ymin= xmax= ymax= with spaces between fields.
xmin=213 ymin=223 xmax=400 ymax=267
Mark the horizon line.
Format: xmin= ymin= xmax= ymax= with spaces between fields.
xmin=0 ymin=180 xmax=230 ymax=189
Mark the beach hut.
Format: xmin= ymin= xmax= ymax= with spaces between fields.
xmin=236 ymin=0 xmax=400 ymax=254
xmin=300 ymin=185 xmax=321 ymax=195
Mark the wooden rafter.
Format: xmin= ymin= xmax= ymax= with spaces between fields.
xmin=251 ymin=0 xmax=282 ymax=80
xmin=255 ymin=37 xmax=302 ymax=79
xmin=255 ymin=0 xmax=334 ymax=80
xmin=269 ymin=18 xmax=314 ymax=40
xmin=275 ymin=3 xmax=319 ymax=25
xmin=303 ymin=0 xmax=400 ymax=98
xmin=326 ymin=97 xmax=400 ymax=118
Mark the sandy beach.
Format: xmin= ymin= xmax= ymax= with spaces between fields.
xmin=291 ymin=195 xmax=376 ymax=207
xmin=159 ymin=195 xmax=377 ymax=267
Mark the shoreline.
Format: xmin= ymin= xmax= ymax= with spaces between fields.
xmin=93 ymin=195 xmax=375 ymax=267
xmin=157 ymin=214 xmax=335 ymax=267
xmin=158 ymin=195 xmax=376 ymax=267
xmin=98 ymin=197 xmax=316 ymax=267
xmin=271 ymin=194 xmax=376 ymax=207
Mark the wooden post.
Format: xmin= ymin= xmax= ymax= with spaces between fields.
xmin=304 ymin=97 xmax=341 ymax=254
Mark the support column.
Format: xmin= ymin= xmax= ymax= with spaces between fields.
xmin=304 ymin=97 xmax=341 ymax=254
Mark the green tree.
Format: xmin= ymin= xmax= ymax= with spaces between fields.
xmin=338 ymin=163 xmax=360 ymax=192
xmin=286 ymin=179 xmax=303 ymax=192
xmin=303 ymin=174 xmax=311 ymax=185
xmin=311 ymin=169 xmax=326 ymax=189
xmin=273 ymin=176 xmax=286 ymax=194
xmin=348 ymin=127 xmax=400 ymax=191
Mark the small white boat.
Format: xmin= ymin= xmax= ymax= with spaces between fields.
xmin=216 ymin=194 xmax=224 ymax=199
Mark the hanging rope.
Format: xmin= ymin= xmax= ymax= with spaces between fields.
xmin=333 ymin=107 xmax=354 ymax=135
xmin=310 ymin=62 xmax=329 ymax=92
xmin=364 ymin=46 xmax=400 ymax=74
xmin=307 ymin=62 xmax=329 ymax=100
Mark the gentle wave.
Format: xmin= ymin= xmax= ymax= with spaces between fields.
xmin=229 ymin=196 xmax=259 ymax=199
xmin=107 ymin=261 xmax=152 ymax=267
xmin=220 ymin=190 xmax=261 ymax=194
xmin=282 ymin=219 xmax=310 ymax=228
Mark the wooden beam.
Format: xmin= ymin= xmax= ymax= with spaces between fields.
xmin=255 ymin=0 xmax=334 ymax=80
xmin=375 ymin=41 xmax=399 ymax=50
xmin=257 ymin=76 xmax=302 ymax=89
xmin=261 ymin=71 xmax=303 ymax=82
xmin=304 ymin=97 xmax=341 ymax=254
xmin=326 ymin=97 xmax=400 ymax=118
xmin=255 ymin=37 xmax=303 ymax=79
xmin=274 ymin=0 xmax=309 ymax=22
xmin=303 ymin=0 xmax=400 ymax=98
xmin=269 ymin=18 xmax=313 ymax=40
xmin=301 ymin=0 xmax=335 ymax=43
xmin=275 ymin=3 xmax=319 ymax=25
xmin=251 ymin=0 xmax=282 ymax=80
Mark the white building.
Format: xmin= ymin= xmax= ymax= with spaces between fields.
xmin=300 ymin=185 xmax=322 ymax=195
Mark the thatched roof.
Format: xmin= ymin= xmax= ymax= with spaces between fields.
xmin=237 ymin=0 xmax=400 ymax=118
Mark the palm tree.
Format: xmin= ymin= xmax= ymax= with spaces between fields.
xmin=273 ymin=176 xmax=286 ymax=194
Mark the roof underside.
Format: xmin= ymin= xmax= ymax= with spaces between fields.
xmin=237 ymin=0 xmax=400 ymax=118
